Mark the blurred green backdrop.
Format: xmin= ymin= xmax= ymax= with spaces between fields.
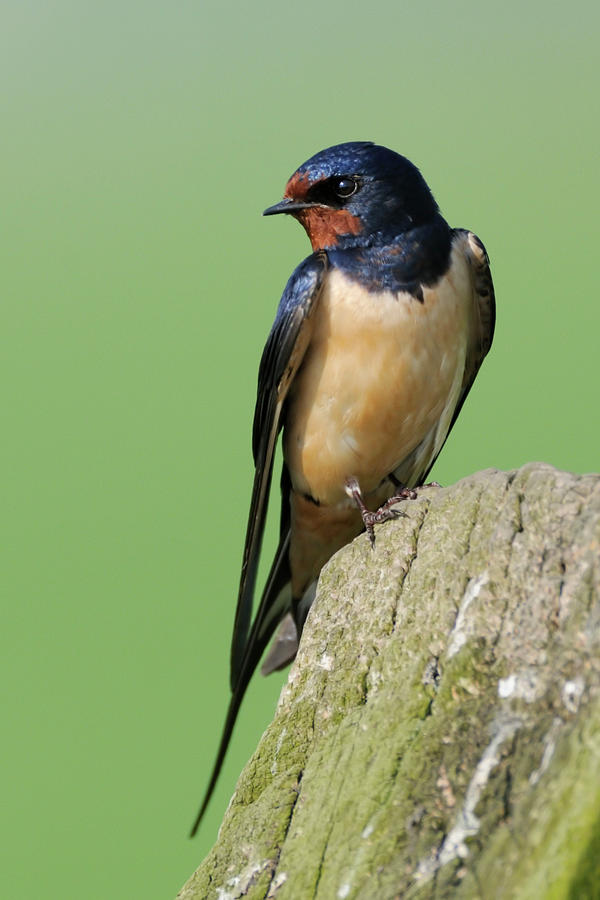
xmin=2 ymin=0 xmax=598 ymax=896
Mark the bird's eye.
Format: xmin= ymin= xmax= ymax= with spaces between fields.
xmin=305 ymin=174 xmax=360 ymax=207
xmin=334 ymin=176 xmax=358 ymax=198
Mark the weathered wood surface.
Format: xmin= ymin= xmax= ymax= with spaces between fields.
xmin=179 ymin=464 xmax=600 ymax=900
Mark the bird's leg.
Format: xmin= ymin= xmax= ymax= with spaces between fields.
xmin=344 ymin=476 xmax=416 ymax=547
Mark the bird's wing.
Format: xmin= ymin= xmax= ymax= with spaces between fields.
xmin=444 ymin=229 xmax=495 ymax=432
xmin=394 ymin=229 xmax=495 ymax=487
xmin=189 ymin=252 xmax=327 ymax=837
xmin=230 ymin=251 xmax=328 ymax=684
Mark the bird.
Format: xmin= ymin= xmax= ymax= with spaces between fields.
xmin=190 ymin=141 xmax=495 ymax=836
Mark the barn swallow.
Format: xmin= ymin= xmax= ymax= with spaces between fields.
xmin=190 ymin=141 xmax=495 ymax=835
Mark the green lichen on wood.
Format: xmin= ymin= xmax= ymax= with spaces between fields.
xmin=178 ymin=464 xmax=600 ymax=900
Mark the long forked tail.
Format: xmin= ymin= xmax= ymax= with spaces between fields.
xmin=189 ymin=676 xmax=248 ymax=836
xmin=189 ymin=535 xmax=291 ymax=837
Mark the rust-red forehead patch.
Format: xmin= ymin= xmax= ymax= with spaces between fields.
xmin=284 ymin=170 xmax=310 ymax=200
xmin=296 ymin=207 xmax=363 ymax=250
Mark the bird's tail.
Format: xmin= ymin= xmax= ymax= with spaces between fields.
xmin=189 ymin=533 xmax=291 ymax=836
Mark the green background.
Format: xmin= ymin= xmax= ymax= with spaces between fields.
xmin=2 ymin=0 xmax=598 ymax=897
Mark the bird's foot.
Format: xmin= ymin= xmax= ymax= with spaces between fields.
xmin=344 ymin=477 xmax=417 ymax=547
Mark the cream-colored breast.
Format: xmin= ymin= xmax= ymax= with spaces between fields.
xmin=283 ymin=242 xmax=474 ymax=505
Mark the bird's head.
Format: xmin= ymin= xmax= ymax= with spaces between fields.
xmin=263 ymin=142 xmax=439 ymax=251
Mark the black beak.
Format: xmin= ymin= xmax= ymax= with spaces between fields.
xmin=263 ymin=198 xmax=318 ymax=216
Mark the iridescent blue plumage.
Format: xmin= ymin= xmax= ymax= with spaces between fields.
xmin=191 ymin=142 xmax=495 ymax=836
xmin=291 ymin=141 xmax=441 ymax=245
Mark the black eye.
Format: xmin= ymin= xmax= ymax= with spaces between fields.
xmin=334 ymin=176 xmax=358 ymax=198
xmin=305 ymin=174 xmax=361 ymax=207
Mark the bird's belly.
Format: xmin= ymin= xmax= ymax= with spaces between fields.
xmin=283 ymin=263 xmax=471 ymax=505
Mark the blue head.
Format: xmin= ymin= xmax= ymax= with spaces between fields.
xmin=264 ymin=142 xmax=440 ymax=251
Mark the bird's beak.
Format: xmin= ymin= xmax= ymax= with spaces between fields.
xmin=263 ymin=198 xmax=318 ymax=216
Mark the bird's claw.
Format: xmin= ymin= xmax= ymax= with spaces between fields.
xmin=344 ymin=477 xmax=417 ymax=548
xmin=362 ymin=505 xmax=402 ymax=546
xmin=379 ymin=488 xmax=418 ymax=509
